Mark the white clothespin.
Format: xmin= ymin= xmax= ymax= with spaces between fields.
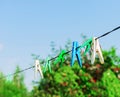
xmin=35 ymin=60 xmax=44 ymax=79
xmin=91 ymin=37 xmax=104 ymax=64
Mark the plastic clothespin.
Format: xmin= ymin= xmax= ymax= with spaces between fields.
xmin=91 ymin=37 xmax=104 ymax=64
xmin=35 ymin=60 xmax=44 ymax=79
xmin=54 ymin=50 xmax=66 ymax=66
xmin=71 ymin=41 xmax=82 ymax=67
xmin=43 ymin=58 xmax=51 ymax=73
xmin=81 ymin=38 xmax=92 ymax=55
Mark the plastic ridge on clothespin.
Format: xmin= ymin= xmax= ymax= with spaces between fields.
xmin=43 ymin=58 xmax=51 ymax=73
xmin=81 ymin=38 xmax=92 ymax=55
xmin=91 ymin=37 xmax=104 ymax=64
xmin=35 ymin=60 xmax=44 ymax=79
xmin=54 ymin=50 xmax=66 ymax=66
xmin=71 ymin=41 xmax=82 ymax=67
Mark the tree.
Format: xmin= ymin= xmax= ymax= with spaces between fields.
xmin=0 ymin=66 xmax=30 ymax=97
xmin=31 ymin=38 xmax=120 ymax=97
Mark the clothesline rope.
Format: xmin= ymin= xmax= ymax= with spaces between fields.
xmin=0 ymin=66 xmax=35 ymax=79
xmin=0 ymin=26 xmax=120 ymax=79
xmin=49 ymin=26 xmax=120 ymax=61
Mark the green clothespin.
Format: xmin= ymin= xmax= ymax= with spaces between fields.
xmin=54 ymin=50 xmax=66 ymax=66
xmin=43 ymin=58 xmax=51 ymax=73
xmin=81 ymin=38 xmax=92 ymax=55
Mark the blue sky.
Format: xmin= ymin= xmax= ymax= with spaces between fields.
xmin=0 ymin=0 xmax=120 ymax=90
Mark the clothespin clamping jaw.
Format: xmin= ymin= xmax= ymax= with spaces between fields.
xmin=43 ymin=58 xmax=51 ymax=73
xmin=35 ymin=60 xmax=44 ymax=79
xmin=91 ymin=37 xmax=104 ymax=64
xmin=71 ymin=41 xmax=82 ymax=67
xmin=54 ymin=50 xmax=66 ymax=66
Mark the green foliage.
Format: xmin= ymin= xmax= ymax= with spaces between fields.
xmin=32 ymin=64 xmax=84 ymax=97
xmin=0 ymin=66 xmax=29 ymax=97
xmin=32 ymin=41 xmax=120 ymax=97
xmin=1 ymin=39 xmax=120 ymax=97
xmin=102 ymin=69 xmax=120 ymax=97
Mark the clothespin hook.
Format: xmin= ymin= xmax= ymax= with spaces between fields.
xmin=43 ymin=58 xmax=51 ymax=73
xmin=91 ymin=37 xmax=104 ymax=64
xmin=81 ymin=38 xmax=92 ymax=55
xmin=54 ymin=50 xmax=66 ymax=66
xmin=35 ymin=60 xmax=44 ymax=79
xmin=71 ymin=41 xmax=82 ymax=67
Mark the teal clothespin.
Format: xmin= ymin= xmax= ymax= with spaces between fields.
xmin=81 ymin=38 xmax=92 ymax=55
xmin=54 ymin=50 xmax=66 ymax=66
xmin=43 ymin=58 xmax=51 ymax=73
xmin=71 ymin=41 xmax=82 ymax=67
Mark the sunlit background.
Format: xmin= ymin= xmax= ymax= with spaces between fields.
xmin=0 ymin=0 xmax=120 ymax=90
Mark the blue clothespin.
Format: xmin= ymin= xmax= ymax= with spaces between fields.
xmin=43 ymin=58 xmax=51 ymax=73
xmin=71 ymin=41 xmax=82 ymax=67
